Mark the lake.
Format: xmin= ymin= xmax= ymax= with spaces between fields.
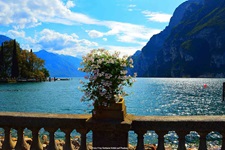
xmin=1 ymin=78 xmax=225 ymax=116
xmin=1 ymin=78 xmax=225 ymax=146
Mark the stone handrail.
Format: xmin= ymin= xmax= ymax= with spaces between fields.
xmin=132 ymin=115 xmax=225 ymax=150
xmin=0 ymin=112 xmax=225 ymax=150
xmin=0 ymin=112 xmax=91 ymax=150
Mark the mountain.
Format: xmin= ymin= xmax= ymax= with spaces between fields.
xmin=0 ymin=35 xmax=12 ymax=44
xmin=35 ymin=50 xmax=85 ymax=77
xmin=0 ymin=35 xmax=84 ymax=77
xmin=130 ymin=0 xmax=225 ymax=77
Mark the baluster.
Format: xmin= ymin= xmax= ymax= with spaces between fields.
xmin=198 ymin=132 xmax=208 ymax=150
xmin=46 ymin=128 xmax=58 ymax=150
xmin=134 ymin=130 xmax=146 ymax=150
xmin=2 ymin=127 xmax=15 ymax=150
xmin=177 ymin=131 xmax=188 ymax=150
xmin=15 ymin=127 xmax=29 ymax=150
xmin=155 ymin=131 xmax=167 ymax=150
xmin=61 ymin=128 xmax=73 ymax=150
xmin=76 ymin=128 xmax=89 ymax=150
xmin=221 ymin=132 xmax=225 ymax=150
xmin=30 ymin=128 xmax=43 ymax=150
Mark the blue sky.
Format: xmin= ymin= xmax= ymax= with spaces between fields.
xmin=0 ymin=0 xmax=187 ymax=57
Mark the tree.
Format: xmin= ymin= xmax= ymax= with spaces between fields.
xmin=1 ymin=40 xmax=14 ymax=77
xmin=11 ymin=40 xmax=19 ymax=78
xmin=41 ymin=68 xmax=50 ymax=78
xmin=0 ymin=43 xmax=5 ymax=78
xmin=19 ymin=50 xmax=30 ymax=78
xmin=0 ymin=39 xmax=49 ymax=81
xmin=18 ymin=49 xmax=48 ymax=80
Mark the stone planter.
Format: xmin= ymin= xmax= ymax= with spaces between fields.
xmin=88 ymin=98 xmax=132 ymax=148
xmin=92 ymin=98 xmax=127 ymax=121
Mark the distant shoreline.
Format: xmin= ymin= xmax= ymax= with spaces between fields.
xmin=0 ymin=77 xmax=72 ymax=83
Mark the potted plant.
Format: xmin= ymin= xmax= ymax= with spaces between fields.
xmin=79 ymin=49 xmax=136 ymax=120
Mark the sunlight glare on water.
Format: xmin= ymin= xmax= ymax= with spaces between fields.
xmin=125 ymin=78 xmax=225 ymax=116
xmin=1 ymin=78 xmax=225 ymax=145
xmin=1 ymin=78 xmax=225 ymax=116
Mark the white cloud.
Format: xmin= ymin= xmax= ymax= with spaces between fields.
xmin=66 ymin=0 xmax=75 ymax=8
xmin=128 ymin=4 xmax=136 ymax=11
xmin=7 ymin=30 xmax=25 ymax=38
xmin=86 ymin=30 xmax=104 ymax=38
xmin=0 ymin=0 xmax=161 ymax=46
xmin=142 ymin=10 xmax=172 ymax=23
xmin=0 ymin=0 xmax=165 ymax=57
xmin=38 ymin=29 xmax=97 ymax=49
xmin=128 ymin=4 xmax=136 ymax=7
xmin=104 ymin=45 xmax=142 ymax=56
xmin=102 ymin=21 xmax=161 ymax=44
xmin=0 ymin=0 xmax=99 ymax=29
xmin=85 ymin=21 xmax=161 ymax=45
xmin=35 ymin=29 xmax=98 ymax=57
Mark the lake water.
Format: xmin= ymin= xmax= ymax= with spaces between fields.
xmin=1 ymin=78 xmax=225 ymax=146
xmin=1 ymin=78 xmax=225 ymax=116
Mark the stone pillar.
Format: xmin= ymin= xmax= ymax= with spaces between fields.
xmin=2 ymin=127 xmax=15 ymax=150
xmin=221 ymin=132 xmax=225 ymax=150
xmin=15 ymin=128 xmax=30 ymax=150
xmin=46 ymin=128 xmax=58 ymax=150
xmin=177 ymin=131 xmax=188 ymax=150
xmin=134 ymin=129 xmax=147 ymax=150
xmin=155 ymin=131 xmax=167 ymax=150
xmin=76 ymin=128 xmax=89 ymax=150
xmin=61 ymin=128 xmax=73 ymax=150
xmin=30 ymin=128 xmax=43 ymax=150
xmin=198 ymin=131 xmax=208 ymax=150
xmin=87 ymin=115 xmax=133 ymax=149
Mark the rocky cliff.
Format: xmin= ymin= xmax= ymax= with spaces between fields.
xmin=130 ymin=0 xmax=225 ymax=77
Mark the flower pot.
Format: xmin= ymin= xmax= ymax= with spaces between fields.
xmin=92 ymin=98 xmax=127 ymax=121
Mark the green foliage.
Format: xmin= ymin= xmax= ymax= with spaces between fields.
xmin=0 ymin=40 xmax=49 ymax=81
xmin=79 ymin=49 xmax=136 ymax=107
xmin=181 ymin=40 xmax=192 ymax=51
xmin=11 ymin=40 xmax=19 ymax=78
xmin=188 ymin=7 xmax=225 ymax=35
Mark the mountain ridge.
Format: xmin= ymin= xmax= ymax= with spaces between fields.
xmin=0 ymin=35 xmax=11 ymax=45
xmin=130 ymin=0 xmax=225 ymax=77
xmin=34 ymin=50 xmax=84 ymax=77
xmin=0 ymin=35 xmax=84 ymax=77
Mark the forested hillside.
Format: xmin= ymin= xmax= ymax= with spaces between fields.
xmin=0 ymin=39 xmax=49 ymax=81
xmin=130 ymin=0 xmax=225 ymax=77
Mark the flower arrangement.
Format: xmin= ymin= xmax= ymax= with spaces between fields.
xmin=79 ymin=49 xmax=136 ymax=108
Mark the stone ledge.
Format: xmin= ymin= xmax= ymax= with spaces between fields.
xmin=0 ymin=112 xmax=91 ymax=128
xmin=131 ymin=115 xmax=225 ymax=131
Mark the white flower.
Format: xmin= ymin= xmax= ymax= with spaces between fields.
xmin=129 ymin=58 xmax=133 ymax=64
xmin=97 ymin=59 xmax=102 ymax=65
xmin=105 ymin=73 xmax=112 ymax=79
xmin=121 ymin=62 xmax=127 ymax=67
xmin=120 ymin=70 xmax=128 ymax=75
xmin=109 ymin=59 xmax=114 ymax=64
xmin=79 ymin=49 xmax=135 ymax=107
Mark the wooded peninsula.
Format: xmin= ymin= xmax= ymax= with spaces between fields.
xmin=0 ymin=39 xmax=49 ymax=82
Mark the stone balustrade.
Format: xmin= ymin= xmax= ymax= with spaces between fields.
xmin=131 ymin=115 xmax=225 ymax=150
xmin=0 ymin=112 xmax=225 ymax=150
xmin=0 ymin=112 xmax=90 ymax=150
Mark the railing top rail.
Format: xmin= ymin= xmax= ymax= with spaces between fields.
xmin=0 ymin=112 xmax=91 ymax=129
xmin=132 ymin=115 xmax=225 ymax=132
xmin=1 ymin=112 xmax=225 ymax=132
xmin=0 ymin=112 xmax=91 ymax=119
xmin=133 ymin=115 xmax=225 ymax=122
